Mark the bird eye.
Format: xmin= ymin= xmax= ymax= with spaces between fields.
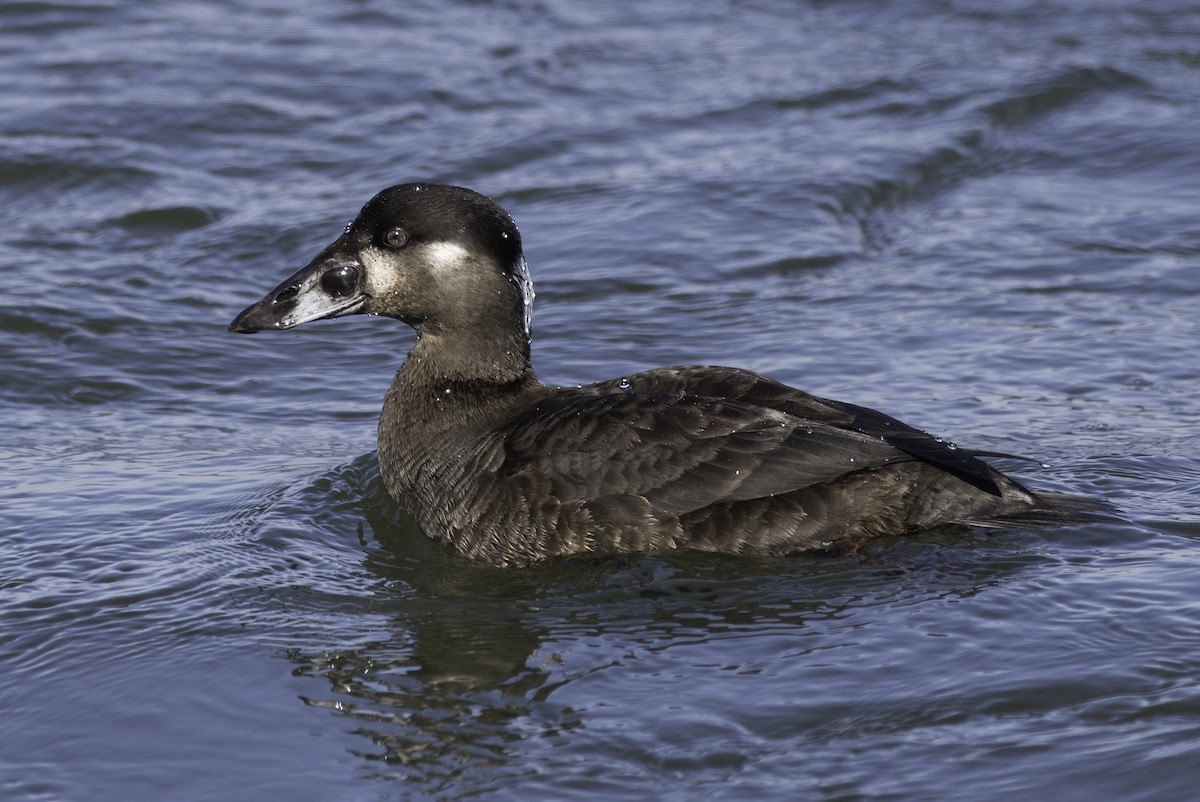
xmin=320 ymin=264 xmax=358 ymax=298
xmin=383 ymin=227 xmax=408 ymax=249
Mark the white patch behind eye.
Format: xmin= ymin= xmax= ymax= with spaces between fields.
xmin=429 ymin=241 xmax=534 ymax=343
xmin=425 ymin=240 xmax=471 ymax=270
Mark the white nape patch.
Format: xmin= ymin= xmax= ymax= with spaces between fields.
xmin=511 ymin=256 xmax=534 ymax=343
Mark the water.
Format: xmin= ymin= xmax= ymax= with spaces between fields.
xmin=2 ymin=1 xmax=1198 ymax=799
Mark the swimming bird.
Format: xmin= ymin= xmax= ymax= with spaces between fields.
xmin=230 ymin=183 xmax=1113 ymax=566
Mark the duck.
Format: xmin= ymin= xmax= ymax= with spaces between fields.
xmin=230 ymin=183 xmax=1114 ymax=566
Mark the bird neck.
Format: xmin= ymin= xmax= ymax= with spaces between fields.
xmin=381 ymin=326 xmax=540 ymax=441
xmin=401 ymin=323 xmax=533 ymax=386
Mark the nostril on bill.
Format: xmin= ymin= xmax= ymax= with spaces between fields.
xmin=274 ymin=285 xmax=299 ymax=303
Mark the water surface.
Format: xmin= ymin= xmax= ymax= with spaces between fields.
xmin=2 ymin=1 xmax=1199 ymax=800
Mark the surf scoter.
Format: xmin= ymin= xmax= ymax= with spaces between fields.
xmin=230 ymin=183 xmax=1113 ymax=565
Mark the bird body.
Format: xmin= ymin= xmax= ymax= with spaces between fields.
xmin=231 ymin=183 xmax=1113 ymax=566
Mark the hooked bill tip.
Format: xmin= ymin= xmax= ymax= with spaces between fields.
xmin=228 ymin=303 xmax=271 ymax=334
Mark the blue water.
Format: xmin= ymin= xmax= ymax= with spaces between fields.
xmin=2 ymin=1 xmax=1199 ymax=799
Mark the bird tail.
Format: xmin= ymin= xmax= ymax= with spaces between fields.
xmin=964 ymin=490 xmax=1121 ymax=529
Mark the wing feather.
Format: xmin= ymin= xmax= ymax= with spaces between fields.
xmin=496 ymin=372 xmax=919 ymax=517
xmin=623 ymin=365 xmax=1009 ymax=495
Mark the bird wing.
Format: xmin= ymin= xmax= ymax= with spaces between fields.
xmin=627 ymin=365 xmax=1011 ymax=496
xmin=494 ymin=369 xmax=923 ymax=517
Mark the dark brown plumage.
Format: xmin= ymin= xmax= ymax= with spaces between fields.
xmin=230 ymin=183 xmax=1114 ymax=566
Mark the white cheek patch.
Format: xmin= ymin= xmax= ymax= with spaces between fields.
xmin=359 ymin=249 xmax=394 ymax=297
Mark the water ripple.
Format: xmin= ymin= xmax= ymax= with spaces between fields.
xmin=2 ymin=0 xmax=1199 ymax=799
